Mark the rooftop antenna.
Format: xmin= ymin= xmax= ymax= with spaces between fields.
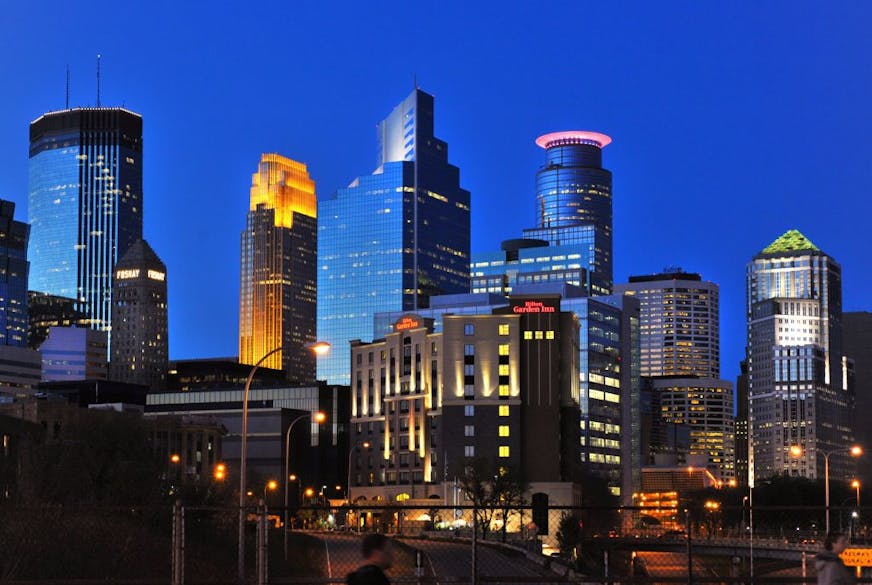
xmin=65 ymin=64 xmax=70 ymax=109
xmin=96 ymin=54 xmax=101 ymax=107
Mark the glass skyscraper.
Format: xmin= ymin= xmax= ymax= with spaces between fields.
xmin=746 ymin=229 xmax=854 ymax=482
xmin=28 ymin=108 xmax=143 ymax=343
xmin=524 ymin=131 xmax=613 ymax=292
xmin=317 ymin=89 xmax=470 ymax=385
xmin=471 ymin=131 xmax=613 ymax=296
xmin=239 ymin=154 xmax=317 ymax=382
xmin=0 ymin=200 xmax=30 ymax=347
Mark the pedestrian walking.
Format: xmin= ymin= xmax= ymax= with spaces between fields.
xmin=347 ymin=533 xmax=394 ymax=585
xmin=816 ymin=532 xmax=855 ymax=585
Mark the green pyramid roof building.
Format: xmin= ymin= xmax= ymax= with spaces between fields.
xmin=760 ymin=229 xmax=820 ymax=255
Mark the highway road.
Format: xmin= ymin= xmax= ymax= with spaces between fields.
xmin=306 ymin=533 xmax=556 ymax=582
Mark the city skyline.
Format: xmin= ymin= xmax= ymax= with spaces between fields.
xmin=1 ymin=3 xmax=871 ymax=382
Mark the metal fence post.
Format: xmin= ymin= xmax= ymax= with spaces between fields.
xmin=802 ymin=551 xmax=807 ymax=580
xmin=603 ymin=549 xmax=609 ymax=582
xmin=256 ymin=499 xmax=266 ymax=585
xmin=170 ymin=500 xmax=185 ymax=585
xmin=171 ymin=500 xmax=184 ymax=585
xmin=471 ymin=506 xmax=478 ymax=585
xmin=686 ymin=509 xmax=693 ymax=585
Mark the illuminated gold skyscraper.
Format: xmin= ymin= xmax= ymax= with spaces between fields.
xmin=239 ymin=154 xmax=317 ymax=381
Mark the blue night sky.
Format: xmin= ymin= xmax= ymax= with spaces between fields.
xmin=1 ymin=1 xmax=871 ymax=381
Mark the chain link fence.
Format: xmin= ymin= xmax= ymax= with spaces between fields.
xmin=4 ymin=503 xmax=872 ymax=584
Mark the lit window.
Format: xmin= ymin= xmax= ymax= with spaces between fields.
xmin=464 ymin=425 xmax=475 ymax=437
xmin=545 ymin=331 xmax=555 ymax=340
xmin=464 ymin=445 xmax=475 ymax=457
xmin=534 ymin=331 xmax=544 ymax=340
xmin=498 ymin=324 xmax=509 ymax=336
xmin=499 ymin=446 xmax=510 ymax=458
xmin=499 ymin=426 xmax=510 ymax=437
xmin=465 ymin=405 xmax=475 ymax=417
xmin=498 ymin=344 xmax=510 ymax=356
xmin=498 ymin=384 xmax=510 ymax=397
xmin=499 ymin=405 xmax=510 ymax=417
xmin=523 ymin=331 xmax=533 ymax=340
xmin=498 ymin=364 xmax=510 ymax=376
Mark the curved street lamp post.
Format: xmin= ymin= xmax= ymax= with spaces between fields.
xmin=237 ymin=342 xmax=330 ymax=584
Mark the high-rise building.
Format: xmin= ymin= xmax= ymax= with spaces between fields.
xmin=651 ymin=377 xmax=735 ymax=481
xmin=369 ymin=283 xmax=640 ymax=500
xmin=110 ymin=239 xmax=168 ymax=390
xmin=0 ymin=200 xmax=30 ymax=347
xmin=318 ymin=89 xmax=471 ymax=385
xmin=746 ymin=230 xmax=854 ymax=482
xmin=841 ymin=311 xmax=872 ymax=487
xmin=39 ymin=326 xmax=108 ymax=381
xmin=521 ymin=131 xmax=613 ymax=294
xmin=615 ymin=270 xmax=734 ymax=481
xmin=239 ymin=154 xmax=317 ymax=382
xmin=735 ymin=360 xmax=749 ymax=486
xmin=28 ymin=108 xmax=143 ymax=345
xmin=615 ymin=271 xmax=720 ymax=378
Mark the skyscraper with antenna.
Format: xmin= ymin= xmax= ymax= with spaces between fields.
xmin=28 ymin=60 xmax=144 ymax=351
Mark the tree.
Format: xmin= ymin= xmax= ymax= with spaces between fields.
xmin=457 ymin=459 xmax=527 ymax=541
xmin=556 ymin=514 xmax=583 ymax=557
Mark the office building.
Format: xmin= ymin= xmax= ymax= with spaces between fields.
xmin=842 ymin=312 xmax=872 ymax=487
xmin=735 ymin=360 xmax=750 ymax=486
xmin=28 ymin=291 xmax=90 ymax=349
xmin=746 ymin=230 xmax=854 ymax=481
xmin=318 ymin=88 xmax=471 ymax=385
xmin=0 ymin=200 xmax=30 ymax=348
xmin=615 ymin=270 xmax=734 ymax=481
xmin=652 ymin=377 xmax=734 ymax=481
xmin=39 ymin=326 xmax=108 ymax=381
xmin=145 ymin=383 xmax=349 ymax=502
xmin=28 ymin=108 xmax=144 ymax=345
xmin=110 ymin=239 xmax=168 ymax=390
xmin=471 ymin=238 xmax=593 ymax=296
xmin=167 ymin=357 xmax=289 ymax=392
xmin=615 ymin=270 xmax=720 ymax=378
xmin=240 ymin=154 xmax=317 ymax=382
xmin=521 ymin=131 xmax=613 ymax=293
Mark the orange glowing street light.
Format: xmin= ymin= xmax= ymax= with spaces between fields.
xmin=213 ymin=463 xmax=226 ymax=481
xmin=306 ymin=341 xmax=331 ymax=356
xmin=170 ymin=453 xmax=181 ymax=464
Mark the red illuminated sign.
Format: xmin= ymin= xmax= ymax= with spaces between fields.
xmin=511 ymin=300 xmax=556 ymax=314
xmin=394 ymin=316 xmax=423 ymax=331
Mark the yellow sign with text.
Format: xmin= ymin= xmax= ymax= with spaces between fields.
xmin=840 ymin=548 xmax=872 ymax=567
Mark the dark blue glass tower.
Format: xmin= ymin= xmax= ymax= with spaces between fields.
xmin=28 ymin=108 xmax=144 ymax=344
xmin=0 ymin=200 xmax=30 ymax=347
xmin=522 ymin=131 xmax=613 ymax=293
xmin=318 ymin=89 xmax=471 ymax=385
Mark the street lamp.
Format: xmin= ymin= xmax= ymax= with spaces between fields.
xmin=264 ymin=479 xmax=278 ymax=501
xmin=214 ymin=463 xmax=227 ymax=482
xmin=284 ymin=411 xmax=326 ymax=560
xmin=237 ymin=341 xmax=330 ymax=583
xmin=791 ymin=444 xmax=863 ymax=533
xmin=347 ymin=441 xmax=372 ymax=504
xmin=852 ymin=479 xmax=861 ymax=507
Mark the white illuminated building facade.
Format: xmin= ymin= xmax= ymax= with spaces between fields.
xmin=746 ymin=230 xmax=855 ymax=482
